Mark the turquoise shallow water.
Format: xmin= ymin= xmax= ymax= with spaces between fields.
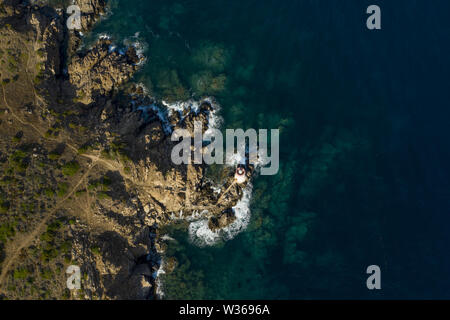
xmin=89 ymin=0 xmax=450 ymax=299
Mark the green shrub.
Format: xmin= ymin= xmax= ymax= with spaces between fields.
xmin=57 ymin=183 xmax=69 ymax=197
xmin=9 ymin=150 xmax=28 ymax=172
xmin=40 ymin=219 xmax=63 ymax=243
xmin=0 ymin=222 xmax=15 ymax=242
xmin=40 ymin=245 xmax=58 ymax=262
xmin=36 ymin=49 xmax=45 ymax=58
xmin=91 ymin=246 xmax=101 ymax=255
xmin=62 ymin=161 xmax=80 ymax=176
xmin=41 ymin=269 xmax=52 ymax=280
xmin=44 ymin=188 xmax=55 ymax=198
xmin=101 ymin=149 xmax=114 ymax=160
xmin=62 ymin=289 xmax=70 ymax=300
xmin=88 ymin=176 xmax=111 ymax=192
xmin=0 ymin=201 xmax=9 ymax=214
xmin=47 ymin=220 xmax=63 ymax=232
xmin=48 ymin=152 xmax=61 ymax=161
xmin=75 ymin=190 xmax=86 ymax=197
xmin=77 ymin=144 xmax=93 ymax=155
xmin=20 ymin=202 xmax=34 ymax=213
xmin=13 ymin=268 xmax=29 ymax=280
xmin=60 ymin=241 xmax=72 ymax=254
xmin=97 ymin=191 xmax=111 ymax=201
xmin=40 ymin=231 xmax=54 ymax=243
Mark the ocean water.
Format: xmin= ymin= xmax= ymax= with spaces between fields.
xmin=88 ymin=0 xmax=450 ymax=299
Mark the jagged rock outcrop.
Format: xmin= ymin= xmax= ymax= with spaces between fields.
xmin=26 ymin=7 xmax=64 ymax=78
xmin=208 ymin=209 xmax=237 ymax=232
xmin=68 ymin=39 xmax=141 ymax=104
xmin=75 ymin=0 xmax=107 ymax=31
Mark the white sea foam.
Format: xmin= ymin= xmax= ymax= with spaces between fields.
xmin=162 ymin=97 xmax=223 ymax=130
xmin=154 ymin=257 xmax=166 ymax=299
xmin=156 ymin=98 xmax=255 ymax=247
xmin=210 ymin=184 xmax=222 ymax=195
xmin=161 ymin=235 xmax=176 ymax=242
xmin=135 ymin=83 xmax=150 ymax=95
xmin=136 ymin=103 xmax=172 ymax=135
xmin=132 ymin=41 xmax=147 ymax=65
xmin=81 ymin=2 xmax=256 ymax=299
xmin=188 ymin=184 xmax=253 ymax=247
xmin=168 ymin=209 xmax=210 ymax=222
xmin=123 ymin=34 xmax=148 ymax=66
xmin=162 ymin=99 xmax=200 ymax=115
xmin=224 ymin=138 xmax=271 ymax=174
xmin=98 ymin=33 xmax=111 ymax=40
xmin=135 ymin=98 xmax=223 ymax=137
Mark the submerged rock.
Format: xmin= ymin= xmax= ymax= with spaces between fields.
xmin=208 ymin=209 xmax=237 ymax=232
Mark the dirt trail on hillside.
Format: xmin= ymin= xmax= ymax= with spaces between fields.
xmin=0 ymin=161 xmax=98 ymax=292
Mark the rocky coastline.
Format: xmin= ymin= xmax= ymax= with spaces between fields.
xmin=0 ymin=0 xmax=249 ymax=299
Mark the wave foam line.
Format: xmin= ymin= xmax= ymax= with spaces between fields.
xmin=188 ymin=183 xmax=253 ymax=247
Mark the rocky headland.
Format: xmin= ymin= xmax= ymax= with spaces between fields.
xmin=0 ymin=0 xmax=249 ymax=299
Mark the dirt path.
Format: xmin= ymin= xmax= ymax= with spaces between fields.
xmin=0 ymin=161 xmax=98 ymax=292
xmin=0 ymin=71 xmax=225 ymax=291
xmin=0 ymin=78 xmax=157 ymax=289
xmin=24 ymin=40 xmax=46 ymax=108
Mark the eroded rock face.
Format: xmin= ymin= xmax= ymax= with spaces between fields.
xmin=26 ymin=8 xmax=64 ymax=78
xmin=208 ymin=209 xmax=237 ymax=232
xmin=138 ymin=121 xmax=165 ymax=149
xmin=97 ymin=98 xmax=247 ymax=218
xmin=65 ymin=0 xmax=108 ymax=68
xmin=74 ymin=0 xmax=107 ymax=31
xmin=68 ymin=39 xmax=141 ymax=105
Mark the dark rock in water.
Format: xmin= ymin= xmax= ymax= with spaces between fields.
xmin=126 ymin=46 xmax=141 ymax=65
xmin=164 ymin=257 xmax=178 ymax=274
xmin=208 ymin=209 xmax=237 ymax=232
xmin=200 ymin=101 xmax=213 ymax=112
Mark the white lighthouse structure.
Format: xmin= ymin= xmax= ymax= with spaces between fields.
xmin=234 ymin=166 xmax=247 ymax=184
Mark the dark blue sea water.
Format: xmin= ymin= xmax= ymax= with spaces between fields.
xmin=89 ymin=0 xmax=450 ymax=299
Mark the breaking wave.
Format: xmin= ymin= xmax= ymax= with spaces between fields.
xmin=188 ymin=184 xmax=253 ymax=247
xmin=123 ymin=32 xmax=148 ymax=65
xmin=162 ymin=97 xmax=223 ymax=130
xmin=154 ymin=257 xmax=166 ymax=299
xmin=136 ymin=97 xmax=223 ymax=135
